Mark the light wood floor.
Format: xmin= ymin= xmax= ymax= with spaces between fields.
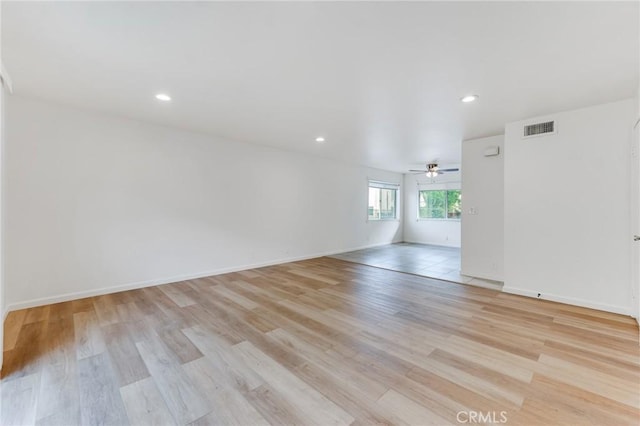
xmin=2 ymin=258 xmax=639 ymax=425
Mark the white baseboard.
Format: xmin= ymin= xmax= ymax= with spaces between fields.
xmin=502 ymin=286 xmax=632 ymax=316
xmin=460 ymin=269 xmax=503 ymax=283
xmin=402 ymin=239 xmax=461 ymax=249
xmin=4 ymin=241 xmax=396 ymax=313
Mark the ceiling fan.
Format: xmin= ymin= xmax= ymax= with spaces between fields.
xmin=409 ymin=163 xmax=459 ymax=178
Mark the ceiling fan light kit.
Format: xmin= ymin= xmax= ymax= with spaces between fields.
xmin=408 ymin=162 xmax=460 ymax=177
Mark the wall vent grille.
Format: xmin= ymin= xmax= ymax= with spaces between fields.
xmin=523 ymin=121 xmax=555 ymax=137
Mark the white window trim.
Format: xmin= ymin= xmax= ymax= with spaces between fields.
xmin=367 ymin=180 xmax=400 ymax=222
xmin=417 ymin=188 xmax=461 ymax=222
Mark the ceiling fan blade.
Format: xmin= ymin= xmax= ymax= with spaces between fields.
xmin=439 ymin=168 xmax=459 ymax=172
xmin=408 ymin=169 xmax=428 ymax=172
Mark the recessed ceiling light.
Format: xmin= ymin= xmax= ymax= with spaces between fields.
xmin=155 ymin=93 xmax=171 ymax=101
xmin=461 ymin=94 xmax=479 ymax=103
xmin=315 ymin=137 xmax=325 ymax=143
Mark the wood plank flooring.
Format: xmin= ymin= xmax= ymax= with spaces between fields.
xmin=2 ymin=257 xmax=639 ymax=425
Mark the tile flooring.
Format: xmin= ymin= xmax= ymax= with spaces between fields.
xmin=330 ymin=242 xmax=503 ymax=290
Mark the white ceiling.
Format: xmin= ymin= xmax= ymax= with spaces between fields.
xmin=2 ymin=1 xmax=638 ymax=173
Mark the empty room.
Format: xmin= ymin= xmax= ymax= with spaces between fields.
xmin=0 ymin=1 xmax=639 ymax=425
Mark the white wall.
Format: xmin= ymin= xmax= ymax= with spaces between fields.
xmin=403 ymin=172 xmax=461 ymax=247
xmin=504 ymin=99 xmax=635 ymax=315
xmin=632 ymin=91 xmax=640 ymax=322
xmin=0 ymin=6 xmax=5 ymax=369
xmin=0 ymin=83 xmax=5 ymax=370
xmin=5 ymin=95 xmax=403 ymax=310
xmin=461 ymin=135 xmax=504 ymax=281
xmin=632 ymin=115 xmax=639 ymax=322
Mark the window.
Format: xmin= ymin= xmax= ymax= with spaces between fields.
xmin=418 ymin=189 xmax=461 ymax=220
xmin=368 ymin=181 xmax=399 ymax=220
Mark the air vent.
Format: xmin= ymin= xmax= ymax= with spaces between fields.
xmin=523 ymin=121 xmax=555 ymax=138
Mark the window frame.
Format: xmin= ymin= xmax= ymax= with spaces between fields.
xmin=417 ymin=188 xmax=462 ymax=221
xmin=368 ymin=180 xmax=400 ymax=221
